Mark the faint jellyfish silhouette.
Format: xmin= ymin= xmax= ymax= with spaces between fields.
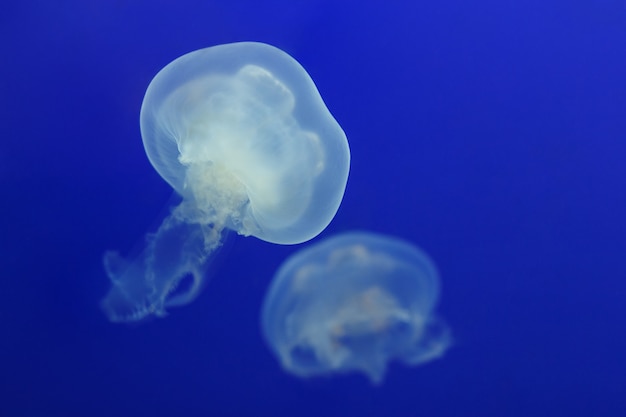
xmin=102 ymin=42 xmax=350 ymax=322
xmin=261 ymin=232 xmax=451 ymax=384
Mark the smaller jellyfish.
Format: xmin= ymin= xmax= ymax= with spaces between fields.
xmin=261 ymin=232 xmax=451 ymax=384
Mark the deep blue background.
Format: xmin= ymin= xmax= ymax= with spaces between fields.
xmin=1 ymin=1 xmax=625 ymax=416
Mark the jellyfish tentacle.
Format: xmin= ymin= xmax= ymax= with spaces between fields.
xmin=101 ymin=210 xmax=221 ymax=322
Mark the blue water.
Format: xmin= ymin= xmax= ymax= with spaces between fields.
xmin=1 ymin=1 xmax=625 ymax=416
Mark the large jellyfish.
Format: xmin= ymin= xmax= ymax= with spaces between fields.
xmin=261 ymin=232 xmax=451 ymax=384
xmin=102 ymin=42 xmax=350 ymax=322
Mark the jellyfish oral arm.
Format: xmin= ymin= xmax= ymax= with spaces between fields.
xmin=101 ymin=207 xmax=220 ymax=322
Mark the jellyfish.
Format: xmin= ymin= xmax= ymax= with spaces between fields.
xmin=261 ymin=232 xmax=451 ymax=384
xmin=101 ymin=42 xmax=350 ymax=322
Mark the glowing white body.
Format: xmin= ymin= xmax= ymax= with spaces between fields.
xmin=102 ymin=42 xmax=350 ymax=322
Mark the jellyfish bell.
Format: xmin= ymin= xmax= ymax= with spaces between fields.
xmin=101 ymin=42 xmax=350 ymax=323
xmin=261 ymin=232 xmax=451 ymax=384
xmin=141 ymin=42 xmax=349 ymax=244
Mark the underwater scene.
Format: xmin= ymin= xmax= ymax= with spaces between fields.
xmin=1 ymin=1 xmax=625 ymax=416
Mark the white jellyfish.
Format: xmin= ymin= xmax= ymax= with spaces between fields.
xmin=261 ymin=232 xmax=451 ymax=384
xmin=102 ymin=42 xmax=350 ymax=322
